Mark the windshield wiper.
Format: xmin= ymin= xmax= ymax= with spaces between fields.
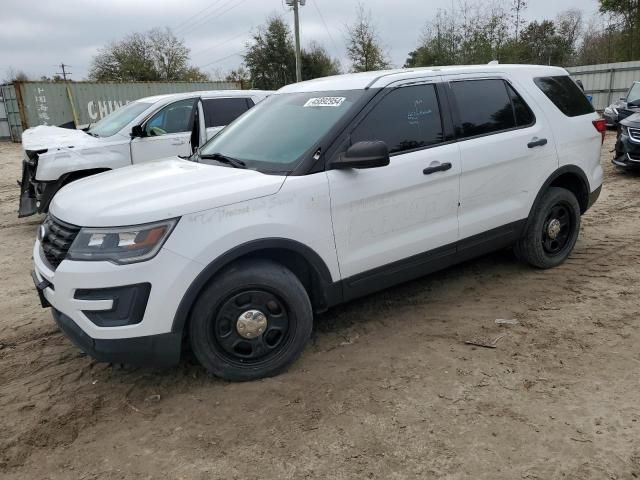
xmin=199 ymin=152 xmax=246 ymax=169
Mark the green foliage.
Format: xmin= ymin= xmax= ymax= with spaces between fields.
xmin=89 ymin=28 xmax=208 ymax=82
xmin=244 ymin=16 xmax=296 ymax=90
xmin=346 ymin=4 xmax=389 ymax=72
xmin=404 ymin=1 xmax=625 ymax=68
xmin=301 ymin=42 xmax=341 ymax=80
xmin=243 ymin=16 xmax=341 ymax=89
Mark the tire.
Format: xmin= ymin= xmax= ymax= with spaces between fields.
xmin=515 ymin=187 xmax=581 ymax=269
xmin=188 ymin=259 xmax=313 ymax=381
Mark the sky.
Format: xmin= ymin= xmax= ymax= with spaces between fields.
xmin=1 ymin=0 xmax=601 ymax=81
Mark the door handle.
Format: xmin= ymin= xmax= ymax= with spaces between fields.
xmin=171 ymin=139 xmax=186 ymax=146
xmin=527 ymin=138 xmax=548 ymax=148
xmin=423 ymin=162 xmax=452 ymax=175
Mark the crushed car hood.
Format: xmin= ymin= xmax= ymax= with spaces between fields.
xmin=21 ymin=125 xmax=102 ymax=151
xmin=50 ymin=157 xmax=286 ymax=227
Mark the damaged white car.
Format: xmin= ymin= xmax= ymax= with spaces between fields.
xmin=18 ymin=90 xmax=271 ymax=217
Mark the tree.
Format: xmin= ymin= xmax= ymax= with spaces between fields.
xmin=511 ymin=0 xmax=527 ymax=41
xmin=599 ymin=0 xmax=640 ymax=59
xmin=3 ymin=67 xmax=30 ymax=83
xmin=243 ymin=16 xmax=341 ymax=89
xmin=148 ymin=28 xmax=190 ymax=80
xmin=346 ymin=3 xmax=389 ymax=72
xmin=520 ymin=20 xmax=564 ymax=65
xmin=301 ymin=42 xmax=341 ymax=79
xmin=225 ymin=66 xmax=251 ymax=85
xmin=405 ymin=3 xmax=510 ymax=67
xmin=556 ymin=9 xmax=584 ymax=65
xmin=89 ymin=28 xmax=208 ymax=81
xmin=244 ymin=15 xmax=296 ymax=89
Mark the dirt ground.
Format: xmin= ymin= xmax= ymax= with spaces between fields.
xmin=0 ymin=133 xmax=639 ymax=479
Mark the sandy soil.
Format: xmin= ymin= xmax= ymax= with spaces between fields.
xmin=0 ymin=134 xmax=639 ymax=479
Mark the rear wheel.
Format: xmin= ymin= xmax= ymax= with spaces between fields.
xmin=515 ymin=187 xmax=581 ymax=269
xmin=188 ymin=259 xmax=313 ymax=381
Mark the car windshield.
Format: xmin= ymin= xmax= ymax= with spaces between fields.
xmin=198 ymin=90 xmax=365 ymax=172
xmin=87 ymin=101 xmax=152 ymax=137
xmin=627 ymin=83 xmax=640 ymax=106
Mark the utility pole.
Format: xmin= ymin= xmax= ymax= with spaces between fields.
xmin=286 ymin=0 xmax=305 ymax=82
xmin=56 ymin=63 xmax=72 ymax=81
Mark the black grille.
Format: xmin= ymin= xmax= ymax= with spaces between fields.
xmin=41 ymin=216 xmax=80 ymax=269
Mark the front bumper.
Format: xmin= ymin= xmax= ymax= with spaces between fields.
xmin=18 ymin=157 xmax=60 ymax=217
xmin=612 ymin=153 xmax=640 ymax=168
xmin=52 ymin=309 xmax=181 ymax=367
xmin=33 ymin=238 xmax=203 ymax=367
xmin=613 ymin=129 xmax=640 ymax=168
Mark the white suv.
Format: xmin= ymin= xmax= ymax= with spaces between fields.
xmin=18 ymin=90 xmax=271 ymax=217
xmin=32 ymin=65 xmax=604 ymax=381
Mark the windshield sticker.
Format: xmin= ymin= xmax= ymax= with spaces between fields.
xmin=303 ymin=97 xmax=346 ymax=108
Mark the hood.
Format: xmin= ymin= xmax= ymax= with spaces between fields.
xmin=620 ymin=112 xmax=640 ymax=128
xmin=22 ymin=125 xmax=102 ymax=151
xmin=50 ymin=157 xmax=286 ymax=227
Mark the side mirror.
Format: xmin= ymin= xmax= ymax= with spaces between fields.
xmin=330 ymin=141 xmax=390 ymax=170
xmin=130 ymin=125 xmax=145 ymax=138
xmin=621 ymin=97 xmax=627 ymax=101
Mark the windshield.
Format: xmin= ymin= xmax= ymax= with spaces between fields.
xmin=199 ymin=90 xmax=365 ymax=172
xmin=88 ymin=101 xmax=152 ymax=137
xmin=628 ymin=83 xmax=640 ymax=105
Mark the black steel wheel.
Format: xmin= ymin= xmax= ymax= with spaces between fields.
xmin=189 ymin=259 xmax=313 ymax=381
xmin=213 ymin=290 xmax=291 ymax=365
xmin=515 ymin=187 xmax=581 ymax=269
xmin=541 ymin=203 xmax=573 ymax=255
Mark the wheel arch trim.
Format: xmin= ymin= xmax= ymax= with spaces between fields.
xmin=527 ymin=165 xmax=591 ymax=227
xmin=170 ymin=238 xmax=336 ymax=334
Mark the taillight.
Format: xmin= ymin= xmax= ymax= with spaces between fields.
xmin=593 ymin=118 xmax=607 ymax=144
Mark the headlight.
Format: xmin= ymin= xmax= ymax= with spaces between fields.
xmin=605 ymin=107 xmax=613 ymax=114
xmin=68 ymin=218 xmax=178 ymax=264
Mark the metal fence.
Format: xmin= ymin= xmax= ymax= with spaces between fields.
xmin=0 ymin=80 xmax=242 ymax=141
xmin=567 ymin=60 xmax=640 ymax=111
xmin=0 ymin=94 xmax=9 ymax=139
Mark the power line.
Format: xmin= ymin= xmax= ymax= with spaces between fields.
xmin=310 ymin=0 xmax=340 ymax=59
xmin=176 ymin=0 xmax=234 ymax=34
xmin=190 ymin=30 xmax=250 ymax=59
xmin=173 ymin=0 xmax=226 ymax=32
xmin=178 ymin=0 xmax=249 ymax=36
xmin=200 ymin=51 xmax=244 ymax=69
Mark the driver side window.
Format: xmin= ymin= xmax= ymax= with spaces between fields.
xmin=145 ymin=99 xmax=196 ymax=136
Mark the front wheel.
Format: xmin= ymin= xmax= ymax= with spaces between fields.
xmin=188 ymin=259 xmax=313 ymax=381
xmin=515 ymin=187 xmax=581 ymax=269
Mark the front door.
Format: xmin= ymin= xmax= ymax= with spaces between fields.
xmin=130 ymin=98 xmax=197 ymax=163
xmin=327 ymin=82 xmax=461 ymax=295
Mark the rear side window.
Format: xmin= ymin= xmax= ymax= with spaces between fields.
xmin=507 ymin=83 xmax=535 ymax=126
xmin=203 ymin=97 xmax=253 ymax=128
xmin=451 ymin=79 xmax=516 ymax=138
xmin=351 ymin=84 xmax=444 ymax=154
xmin=534 ymin=76 xmax=594 ymax=117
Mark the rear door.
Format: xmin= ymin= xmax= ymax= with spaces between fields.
xmin=327 ymin=81 xmax=461 ymax=290
xmin=202 ymin=97 xmax=254 ymax=139
xmin=444 ymin=74 xmax=557 ymax=245
xmin=130 ymin=98 xmax=197 ymax=163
